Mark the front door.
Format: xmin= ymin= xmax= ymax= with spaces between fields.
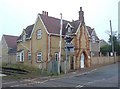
xmin=80 ymin=53 xmax=84 ymax=68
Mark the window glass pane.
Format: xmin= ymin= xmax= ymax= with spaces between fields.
xmin=21 ymin=52 xmax=24 ymax=61
xmin=55 ymin=53 xmax=59 ymax=61
xmin=92 ymin=36 xmax=95 ymax=43
xmin=17 ymin=53 xmax=20 ymax=61
xmin=37 ymin=52 xmax=42 ymax=61
xmin=37 ymin=29 xmax=42 ymax=39
xmin=28 ymin=52 xmax=31 ymax=60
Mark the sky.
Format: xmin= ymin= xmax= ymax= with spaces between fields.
xmin=0 ymin=0 xmax=119 ymax=42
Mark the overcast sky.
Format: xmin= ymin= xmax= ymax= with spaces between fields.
xmin=0 ymin=0 xmax=119 ymax=41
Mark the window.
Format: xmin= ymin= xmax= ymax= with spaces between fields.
xmin=92 ymin=36 xmax=95 ymax=43
xmin=55 ymin=53 xmax=59 ymax=61
xmin=22 ymin=34 xmax=26 ymax=42
xmin=21 ymin=51 xmax=24 ymax=61
xmin=37 ymin=29 xmax=42 ymax=39
xmin=16 ymin=51 xmax=24 ymax=62
xmin=16 ymin=53 xmax=20 ymax=61
xmin=28 ymin=52 xmax=31 ymax=60
xmin=37 ymin=52 xmax=42 ymax=62
xmin=68 ymin=27 xmax=72 ymax=33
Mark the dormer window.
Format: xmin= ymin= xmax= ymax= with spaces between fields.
xmin=22 ymin=34 xmax=26 ymax=42
xmin=68 ymin=27 xmax=72 ymax=33
xmin=37 ymin=29 xmax=42 ymax=39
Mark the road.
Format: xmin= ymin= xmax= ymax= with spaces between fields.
xmin=2 ymin=62 xmax=119 ymax=87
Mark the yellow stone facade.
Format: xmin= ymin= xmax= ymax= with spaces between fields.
xmin=17 ymin=14 xmax=91 ymax=72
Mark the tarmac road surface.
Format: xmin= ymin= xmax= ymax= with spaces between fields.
xmin=2 ymin=62 xmax=119 ymax=87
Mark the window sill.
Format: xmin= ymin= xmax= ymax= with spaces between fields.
xmin=17 ymin=61 xmax=24 ymax=63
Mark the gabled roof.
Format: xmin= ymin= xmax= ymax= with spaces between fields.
xmin=86 ymin=26 xmax=99 ymax=40
xmin=18 ymin=24 xmax=34 ymax=40
xmin=18 ymin=13 xmax=88 ymax=40
xmin=3 ymin=35 xmax=18 ymax=49
xmin=39 ymin=14 xmax=71 ymax=35
xmin=39 ymin=14 xmax=81 ymax=35
xmin=24 ymin=24 xmax=34 ymax=38
xmin=86 ymin=26 xmax=93 ymax=36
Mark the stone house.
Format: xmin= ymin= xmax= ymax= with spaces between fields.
xmin=17 ymin=7 xmax=92 ymax=72
xmin=0 ymin=34 xmax=18 ymax=64
xmin=87 ymin=26 xmax=100 ymax=57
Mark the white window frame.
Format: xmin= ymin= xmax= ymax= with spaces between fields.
xmin=16 ymin=51 xmax=24 ymax=62
xmin=28 ymin=52 xmax=31 ymax=60
xmin=68 ymin=27 xmax=72 ymax=33
xmin=21 ymin=51 xmax=24 ymax=62
xmin=92 ymin=36 xmax=95 ymax=43
xmin=55 ymin=53 xmax=59 ymax=61
xmin=37 ymin=52 xmax=42 ymax=62
xmin=37 ymin=29 xmax=42 ymax=39
xmin=16 ymin=53 xmax=20 ymax=61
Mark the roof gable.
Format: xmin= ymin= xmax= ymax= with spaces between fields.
xmin=18 ymin=24 xmax=34 ymax=40
xmin=3 ymin=35 xmax=18 ymax=49
xmin=39 ymin=14 xmax=70 ymax=35
xmin=40 ymin=14 xmax=82 ymax=36
xmin=86 ymin=26 xmax=93 ymax=36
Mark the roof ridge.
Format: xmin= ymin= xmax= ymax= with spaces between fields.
xmin=3 ymin=34 xmax=18 ymax=37
xmin=39 ymin=13 xmax=71 ymax=23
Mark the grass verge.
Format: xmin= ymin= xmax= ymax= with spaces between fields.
xmin=2 ymin=63 xmax=49 ymax=80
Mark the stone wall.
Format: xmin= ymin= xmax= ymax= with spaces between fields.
xmin=91 ymin=56 xmax=119 ymax=66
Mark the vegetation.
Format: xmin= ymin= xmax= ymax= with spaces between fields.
xmin=100 ymin=34 xmax=120 ymax=56
xmin=2 ymin=63 xmax=49 ymax=80
xmin=2 ymin=63 xmax=64 ymax=80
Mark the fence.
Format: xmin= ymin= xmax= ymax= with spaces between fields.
xmin=48 ymin=60 xmax=59 ymax=74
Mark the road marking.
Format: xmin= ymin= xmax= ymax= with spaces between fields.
xmin=87 ymin=78 xmax=105 ymax=85
xmin=11 ymin=83 xmax=29 ymax=87
xmin=10 ymin=79 xmax=49 ymax=87
xmin=41 ymin=80 xmax=48 ymax=83
xmin=2 ymin=81 xmax=18 ymax=84
xmin=76 ymin=85 xmax=83 ymax=87
xmin=0 ymin=74 xmax=7 ymax=77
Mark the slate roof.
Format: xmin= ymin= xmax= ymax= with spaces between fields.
xmin=40 ymin=14 xmax=81 ymax=35
xmin=17 ymin=24 xmax=34 ymax=40
xmin=86 ymin=26 xmax=93 ymax=36
xmin=3 ymin=35 xmax=18 ymax=54
xmin=86 ymin=26 xmax=99 ymax=40
xmin=3 ymin=35 xmax=18 ymax=49
xmin=40 ymin=14 xmax=78 ymax=35
xmin=17 ymin=14 xmax=81 ymax=41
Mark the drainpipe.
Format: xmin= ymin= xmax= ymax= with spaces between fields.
xmin=48 ymin=34 xmax=51 ymax=61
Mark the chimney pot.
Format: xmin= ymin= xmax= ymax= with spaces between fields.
xmin=80 ymin=7 xmax=82 ymax=11
xmin=46 ymin=12 xmax=48 ymax=16
xmin=42 ymin=11 xmax=45 ymax=15
xmin=45 ymin=11 xmax=46 ymax=15
xmin=42 ymin=11 xmax=48 ymax=16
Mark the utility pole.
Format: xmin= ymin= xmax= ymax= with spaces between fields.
xmin=110 ymin=20 xmax=115 ymax=63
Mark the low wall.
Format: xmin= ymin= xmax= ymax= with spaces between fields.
xmin=2 ymin=54 xmax=17 ymax=65
xmin=91 ymin=56 xmax=119 ymax=66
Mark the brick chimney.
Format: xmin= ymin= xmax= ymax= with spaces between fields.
xmin=79 ymin=7 xmax=84 ymax=23
xmin=42 ymin=11 xmax=48 ymax=16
